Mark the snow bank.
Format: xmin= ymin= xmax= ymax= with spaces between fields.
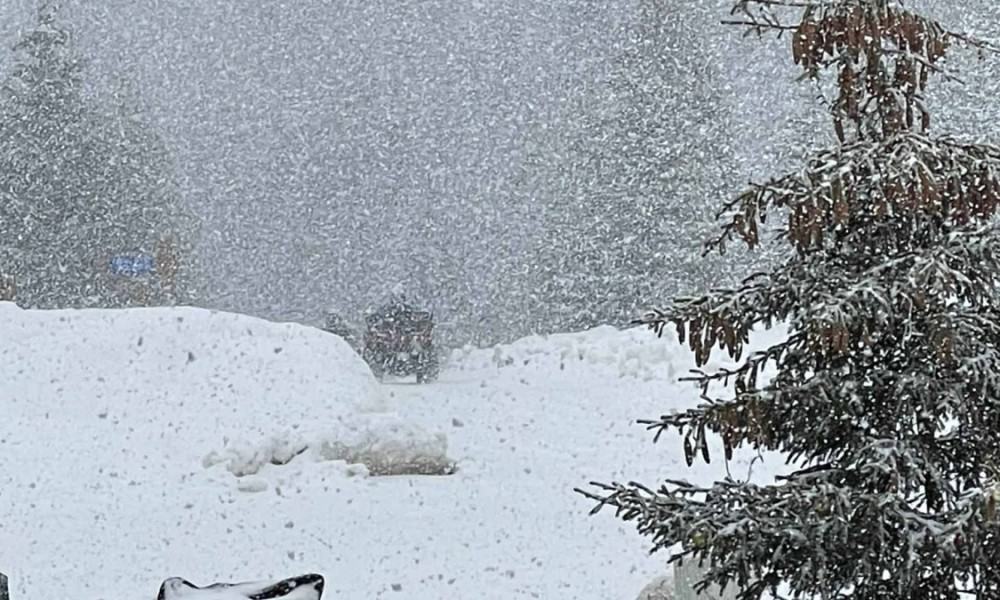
xmin=449 ymin=322 xmax=788 ymax=384
xmin=204 ymin=414 xmax=454 ymax=479
xmin=0 ymin=302 xmax=450 ymax=483
xmin=448 ymin=325 xmax=689 ymax=380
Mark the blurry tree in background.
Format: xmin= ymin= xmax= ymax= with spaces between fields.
xmin=525 ymin=0 xmax=745 ymax=333
xmin=0 ymin=2 xmax=189 ymax=308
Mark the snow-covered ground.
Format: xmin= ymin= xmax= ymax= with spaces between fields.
xmin=0 ymin=303 xmax=782 ymax=599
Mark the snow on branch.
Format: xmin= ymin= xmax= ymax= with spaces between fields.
xmin=724 ymin=1 xmax=999 ymax=143
xmin=706 ymin=133 xmax=1000 ymax=254
xmin=579 ymin=472 xmax=988 ymax=599
xmin=640 ymin=225 xmax=1000 ymax=367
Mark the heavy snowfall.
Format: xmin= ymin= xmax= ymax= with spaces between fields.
xmin=4 ymin=0 xmax=1000 ymax=599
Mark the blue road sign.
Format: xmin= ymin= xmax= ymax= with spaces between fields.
xmin=109 ymin=254 xmax=155 ymax=277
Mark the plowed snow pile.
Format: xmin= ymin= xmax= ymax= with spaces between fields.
xmin=0 ymin=303 xmax=784 ymax=599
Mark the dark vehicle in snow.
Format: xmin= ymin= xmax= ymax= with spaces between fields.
xmin=362 ymin=296 xmax=439 ymax=383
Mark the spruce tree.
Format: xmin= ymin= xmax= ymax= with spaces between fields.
xmin=0 ymin=1 xmax=95 ymax=306
xmin=581 ymin=2 xmax=1000 ymax=598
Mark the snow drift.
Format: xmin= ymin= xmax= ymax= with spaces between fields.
xmin=449 ymin=324 xmax=689 ymax=381
xmin=0 ymin=302 xmax=451 ymax=482
xmin=203 ymin=416 xmax=454 ymax=479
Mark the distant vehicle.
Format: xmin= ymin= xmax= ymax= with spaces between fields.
xmin=362 ymin=295 xmax=439 ymax=383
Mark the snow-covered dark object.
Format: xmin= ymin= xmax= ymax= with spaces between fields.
xmin=157 ymin=574 xmax=323 ymax=600
xmin=582 ymin=2 xmax=1000 ymax=598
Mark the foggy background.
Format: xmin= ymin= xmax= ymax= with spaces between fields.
xmin=1 ymin=0 xmax=998 ymax=346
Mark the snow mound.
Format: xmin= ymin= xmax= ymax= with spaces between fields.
xmin=204 ymin=414 xmax=454 ymax=478
xmin=448 ymin=323 xmax=788 ymax=382
xmin=0 ymin=302 xmax=448 ymax=482
xmin=315 ymin=414 xmax=453 ymax=476
xmin=449 ymin=325 xmax=687 ymax=380
xmin=202 ymin=432 xmax=311 ymax=477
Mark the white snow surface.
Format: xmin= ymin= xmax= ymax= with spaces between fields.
xmin=0 ymin=303 xmax=785 ymax=599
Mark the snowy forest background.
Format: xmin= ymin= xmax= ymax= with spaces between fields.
xmin=1 ymin=0 xmax=999 ymax=346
